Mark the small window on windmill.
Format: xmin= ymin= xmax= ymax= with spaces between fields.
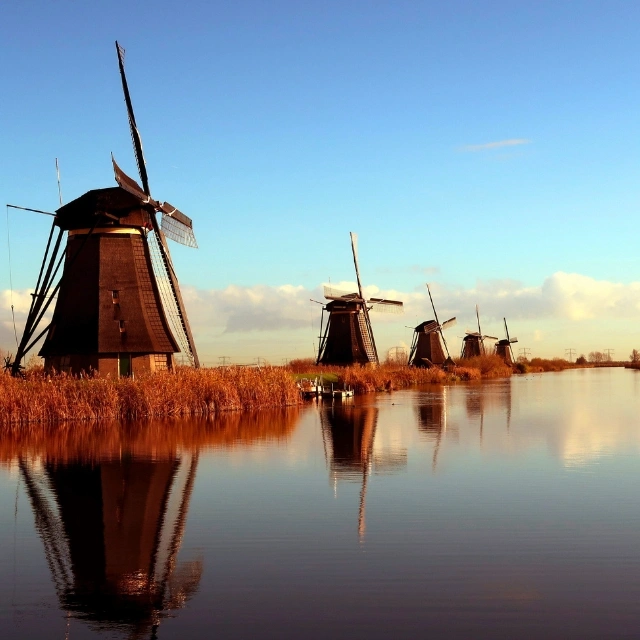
xmin=119 ymin=320 xmax=126 ymax=334
xmin=112 ymin=290 xmax=120 ymax=305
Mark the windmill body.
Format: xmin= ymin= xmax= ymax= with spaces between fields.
xmin=461 ymin=333 xmax=484 ymax=358
xmin=316 ymin=233 xmax=403 ymax=366
xmin=460 ymin=306 xmax=498 ymax=359
xmin=318 ymin=297 xmax=378 ymax=365
xmin=408 ymin=285 xmax=455 ymax=368
xmin=494 ymin=340 xmax=514 ymax=364
xmin=39 ymin=188 xmax=179 ymax=376
xmin=495 ymin=318 xmax=518 ymax=364
xmin=408 ymin=320 xmax=448 ymax=367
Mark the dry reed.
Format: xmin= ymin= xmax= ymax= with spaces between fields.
xmin=0 ymin=366 xmax=301 ymax=427
xmin=287 ymin=361 xmax=483 ymax=394
xmin=455 ymin=354 xmax=514 ymax=378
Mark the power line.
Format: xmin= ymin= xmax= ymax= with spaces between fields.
xmin=565 ymin=348 xmax=576 ymax=361
xmin=519 ymin=348 xmax=531 ymax=359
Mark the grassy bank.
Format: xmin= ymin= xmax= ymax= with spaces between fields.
xmin=0 ymin=366 xmax=301 ymax=427
xmin=286 ymin=358 xmax=498 ymax=394
xmin=1 ymin=355 xmax=517 ymax=427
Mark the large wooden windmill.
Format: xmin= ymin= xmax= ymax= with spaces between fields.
xmin=408 ymin=284 xmax=456 ymax=368
xmin=10 ymin=41 xmax=199 ymax=376
xmin=460 ymin=305 xmax=498 ymax=359
xmin=494 ymin=317 xmax=518 ymax=364
xmin=316 ymin=232 xmax=403 ymax=365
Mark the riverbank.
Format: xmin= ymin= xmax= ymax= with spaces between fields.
xmin=2 ymin=355 xmax=590 ymax=426
xmin=0 ymin=366 xmax=301 ymax=426
xmin=287 ymin=355 xmax=512 ymax=393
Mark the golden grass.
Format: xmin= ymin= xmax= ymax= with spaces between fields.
xmin=455 ymin=354 xmax=514 ymax=378
xmin=286 ymin=361 xmax=483 ymax=394
xmin=0 ymin=355 xmax=514 ymax=427
xmin=0 ymin=366 xmax=301 ymax=427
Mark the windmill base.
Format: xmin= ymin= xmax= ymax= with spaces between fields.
xmin=44 ymin=352 xmax=175 ymax=377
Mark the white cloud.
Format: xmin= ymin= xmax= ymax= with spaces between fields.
xmin=462 ymin=138 xmax=531 ymax=152
xmin=4 ymin=271 xmax=640 ymax=359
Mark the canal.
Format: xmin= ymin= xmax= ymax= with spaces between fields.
xmin=2 ymin=367 xmax=640 ymax=638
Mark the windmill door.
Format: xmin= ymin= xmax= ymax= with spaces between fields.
xmin=119 ymin=353 xmax=132 ymax=377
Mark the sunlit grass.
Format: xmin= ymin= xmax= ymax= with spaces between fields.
xmin=0 ymin=366 xmax=301 ymax=426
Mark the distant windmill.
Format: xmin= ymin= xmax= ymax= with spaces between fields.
xmin=460 ymin=305 xmax=498 ymax=358
xmin=408 ymin=284 xmax=456 ymax=368
xmin=316 ymin=232 xmax=403 ymax=365
xmin=494 ymin=317 xmax=518 ymax=364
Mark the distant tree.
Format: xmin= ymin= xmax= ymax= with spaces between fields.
xmin=386 ymin=347 xmax=408 ymax=365
xmin=588 ymin=351 xmax=604 ymax=363
xmin=576 ymin=355 xmax=587 ymax=365
xmin=630 ymin=349 xmax=640 ymax=363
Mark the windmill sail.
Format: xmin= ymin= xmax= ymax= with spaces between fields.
xmin=160 ymin=204 xmax=198 ymax=248
xmin=350 ymin=232 xmax=378 ymax=363
xmin=323 ymin=285 xmax=359 ymax=301
xmin=115 ymin=41 xmax=200 ymax=367
xmin=116 ymin=41 xmax=150 ymax=194
xmin=369 ymin=297 xmax=404 ymax=313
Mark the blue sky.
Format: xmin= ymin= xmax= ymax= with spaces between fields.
xmin=2 ymin=1 xmax=640 ymax=363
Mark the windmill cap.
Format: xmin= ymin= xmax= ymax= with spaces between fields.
xmin=415 ymin=319 xmax=437 ymax=331
xmin=55 ymin=187 xmax=151 ymax=231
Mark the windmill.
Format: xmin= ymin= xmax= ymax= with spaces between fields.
xmin=316 ymin=232 xmax=403 ymax=365
xmin=10 ymin=41 xmax=199 ymax=376
xmin=408 ymin=283 xmax=456 ymax=368
xmin=494 ymin=317 xmax=518 ymax=364
xmin=460 ymin=305 xmax=498 ymax=359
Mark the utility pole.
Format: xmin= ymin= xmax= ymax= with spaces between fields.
xmin=604 ymin=348 xmax=615 ymax=362
xmin=218 ymin=356 xmax=230 ymax=366
xmin=565 ymin=348 xmax=576 ymax=362
xmin=254 ymin=357 xmax=266 ymax=367
xmin=519 ymin=348 xmax=531 ymax=360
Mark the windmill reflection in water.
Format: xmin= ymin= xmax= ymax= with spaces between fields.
xmin=417 ymin=382 xmax=513 ymax=470
xmin=18 ymin=449 xmax=200 ymax=639
xmin=416 ymin=387 xmax=450 ymax=471
xmin=11 ymin=411 xmax=300 ymax=638
xmin=320 ymin=404 xmax=407 ymax=541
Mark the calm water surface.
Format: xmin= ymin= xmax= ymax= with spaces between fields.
xmin=2 ymin=368 xmax=640 ymax=639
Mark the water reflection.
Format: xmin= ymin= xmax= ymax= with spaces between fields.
xmin=320 ymin=403 xmax=406 ymax=540
xmin=6 ymin=409 xmax=300 ymax=638
xmin=20 ymin=454 xmax=199 ymax=638
xmin=416 ymin=388 xmax=449 ymax=470
xmin=463 ymin=379 xmax=512 ymax=442
xmin=4 ymin=373 xmax=640 ymax=638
